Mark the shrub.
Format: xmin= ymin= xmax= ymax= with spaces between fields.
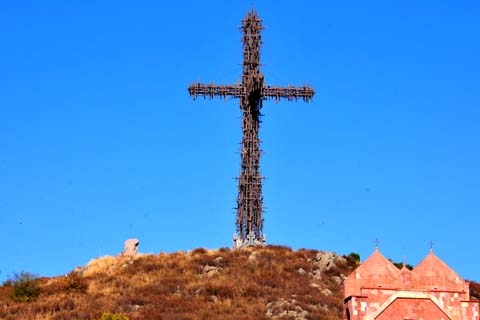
xmin=389 ymin=259 xmax=413 ymax=270
xmin=348 ymin=252 xmax=360 ymax=263
xmin=266 ymin=245 xmax=293 ymax=253
xmin=4 ymin=271 xmax=41 ymax=302
xmin=190 ymin=248 xmax=207 ymax=255
xmin=296 ymin=248 xmax=318 ymax=260
xmin=100 ymin=312 xmax=130 ymax=320
xmin=203 ymin=283 xmax=236 ymax=299
xmin=4 ymin=271 xmax=40 ymax=302
xmin=64 ymin=271 xmax=88 ymax=292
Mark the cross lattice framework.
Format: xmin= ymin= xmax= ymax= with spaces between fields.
xmin=188 ymin=11 xmax=314 ymax=248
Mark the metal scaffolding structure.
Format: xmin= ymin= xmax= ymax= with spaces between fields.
xmin=188 ymin=11 xmax=314 ymax=248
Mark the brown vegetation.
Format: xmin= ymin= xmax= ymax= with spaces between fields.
xmin=4 ymin=246 xmax=476 ymax=320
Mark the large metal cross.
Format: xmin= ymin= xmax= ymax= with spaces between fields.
xmin=188 ymin=10 xmax=314 ymax=248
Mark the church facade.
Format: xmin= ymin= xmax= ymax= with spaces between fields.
xmin=344 ymin=248 xmax=479 ymax=320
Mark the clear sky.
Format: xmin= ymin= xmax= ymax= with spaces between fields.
xmin=1 ymin=0 xmax=479 ymax=283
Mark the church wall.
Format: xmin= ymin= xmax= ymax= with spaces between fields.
xmin=359 ymin=287 xmax=396 ymax=313
xmin=460 ymin=300 xmax=480 ymax=320
xmin=346 ymin=290 xmax=479 ymax=320
xmin=343 ymin=250 xmax=480 ymax=320
xmin=344 ymin=296 xmax=368 ymax=320
xmin=375 ymin=298 xmax=449 ymax=320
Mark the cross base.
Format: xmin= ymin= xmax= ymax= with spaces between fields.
xmin=233 ymin=232 xmax=266 ymax=249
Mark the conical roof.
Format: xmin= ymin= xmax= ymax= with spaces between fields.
xmin=412 ymin=250 xmax=467 ymax=292
xmin=359 ymin=248 xmax=401 ymax=281
xmin=395 ymin=264 xmax=413 ymax=288
xmin=344 ymin=248 xmax=400 ymax=296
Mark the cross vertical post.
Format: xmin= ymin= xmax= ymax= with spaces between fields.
xmin=188 ymin=11 xmax=314 ymax=248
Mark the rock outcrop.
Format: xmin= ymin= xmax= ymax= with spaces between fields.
xmin=123 ymin=238 xmax=139 ymax=257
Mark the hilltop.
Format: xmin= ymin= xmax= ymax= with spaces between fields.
xmin=1 ymin=246 xmax=478 ymax=320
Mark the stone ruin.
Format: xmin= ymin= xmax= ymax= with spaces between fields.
xmin=123 ymin=238 xmax=139 ymax=257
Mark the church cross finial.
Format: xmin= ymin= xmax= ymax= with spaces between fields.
xmin=374 ymin=238 xmax=380 ymax=250
xmin=429 ymin=240 xmax=435 ymax=252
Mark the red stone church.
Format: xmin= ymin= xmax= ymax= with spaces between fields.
xmin=344 ymin=248 xmax=479 ymax=320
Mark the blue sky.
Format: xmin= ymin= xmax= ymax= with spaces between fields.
xmin=1 ymin=1 xmax=479 ymax=283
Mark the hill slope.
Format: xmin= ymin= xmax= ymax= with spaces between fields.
xmin=2 ymin=246 xmax=478 ymax=320
xmin=0 ymin=246 xmax=358 ymax=320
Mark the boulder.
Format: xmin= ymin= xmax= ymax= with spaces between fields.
xmin=123 ymin=238 xmax=139 ymax=257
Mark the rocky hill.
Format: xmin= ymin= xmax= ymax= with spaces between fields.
xmin=1 ymin=246 xmax=478 ymax=320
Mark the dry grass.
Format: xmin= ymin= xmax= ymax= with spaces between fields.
xmin=0 ymin=246 xmax=363 ymax=320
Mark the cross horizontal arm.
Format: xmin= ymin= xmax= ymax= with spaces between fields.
xmin=188 ymin=82 xmax=315 ymax=103
xmin=262 ymin=85 xmax=314 ymax=102
xmin=188 ymin=83 xmax=242 ymax=100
